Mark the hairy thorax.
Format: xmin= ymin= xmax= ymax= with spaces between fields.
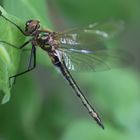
xmin=33 ymin=31 xmax=60 ymax=52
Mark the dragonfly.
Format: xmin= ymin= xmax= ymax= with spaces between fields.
xmin=0 ymin=11 xmax=130 ymax=129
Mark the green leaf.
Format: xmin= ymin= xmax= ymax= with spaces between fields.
xmin=0 ymin=6 xmax=26 ymax=103
xmin=3 ymin=0 xmax=54 ymax=68
xmin=3 ymin=0 xmax=52 ymax=28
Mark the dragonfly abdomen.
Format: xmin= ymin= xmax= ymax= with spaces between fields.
xmin=58 ymin=58 xmax=104 ymax=129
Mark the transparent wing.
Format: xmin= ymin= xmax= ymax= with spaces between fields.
xmin=59 ymin=49 xmax=133 ymax=72
xmin=56 ymin=20 xmax=132 ymax=72
xmin=58 ymin=20 xmax=124 ymax=51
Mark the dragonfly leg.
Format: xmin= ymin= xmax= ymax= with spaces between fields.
xmin=0 ymin=11 xmax=25 ymax=35
xmin=0 ymin=40 xmax=31 ymax=49
xmin=0 ymin=41 xmax=20 ymax=49
xmin=9 ymin=45 xmax=36 ymax=87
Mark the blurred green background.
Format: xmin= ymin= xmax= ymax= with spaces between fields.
xmin=0 ymin=0 xmax=140 ymax=140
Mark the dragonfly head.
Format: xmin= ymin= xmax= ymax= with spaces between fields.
xmin=25 ymin=20 xmax=40 ymax=36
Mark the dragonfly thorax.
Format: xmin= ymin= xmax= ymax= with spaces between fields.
xmin=34 ymin=32 xmax=50 ymax=48
xmin=34 ymin=31 xmax=59 ymax=50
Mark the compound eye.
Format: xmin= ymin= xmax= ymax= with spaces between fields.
xmin=26 ymin=20 xmax=33 ymax=26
